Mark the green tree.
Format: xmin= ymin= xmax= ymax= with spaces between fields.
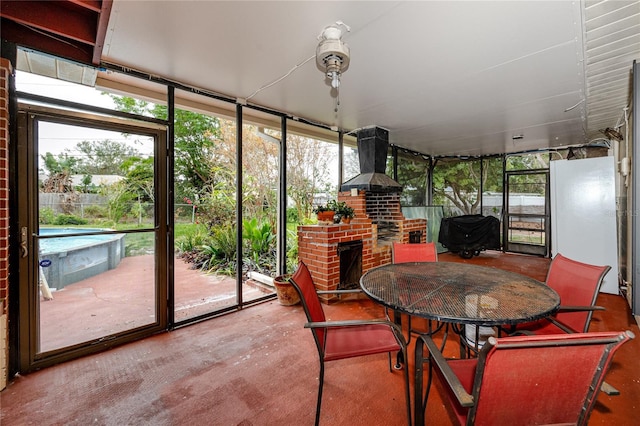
xmin=396 ymin=152 xmax=429 ymax=206
xmin=121 ymin=156 xmax=155 ymax=202
xmin=110 ymin=96 xmax=221 ymax=199
xmin=40 ymin=152 xmax=79 ymax=193
xmin=432 ymin=157 xmax=502 ymax=215
xmin=73 ymin=139 xmax=141 ymax=175
xmin=286 ymin=135 xmax=336 ymax=222
xmin=40 ymin=152 xmax=79 ymax=175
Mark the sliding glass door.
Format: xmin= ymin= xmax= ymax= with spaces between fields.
xmin=17 ymin=105 xmax=168 ymax=371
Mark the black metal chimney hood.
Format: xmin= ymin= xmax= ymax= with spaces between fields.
xmin=340 ymin=126 xmax=403 ymax=193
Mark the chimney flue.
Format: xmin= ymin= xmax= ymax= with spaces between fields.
xmin=357 ymin=126 xmax=389 ymax=174
xmin=340 ymin=126 xmax=402 ymax=193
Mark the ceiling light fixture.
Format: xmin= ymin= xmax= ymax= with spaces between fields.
xmin=316 ymin=21 xmax=350 ymax=111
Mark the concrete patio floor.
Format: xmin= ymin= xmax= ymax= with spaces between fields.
xmin=2 ymin=252 xmax=639 ymax=425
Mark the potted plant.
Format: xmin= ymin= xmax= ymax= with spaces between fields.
xmin=273 ymin=274 xmax=300 ymax=306
xmin=313 ymin=200 xmax=337 ymax=224
xmin=335 ymin=201 xmax=355 ymax=224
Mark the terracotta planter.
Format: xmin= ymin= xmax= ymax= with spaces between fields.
xmin=316 ymin=210 xmax=335 ymax=224
xmin=341 ymin=217 xmax=352 ymax=224
xmin=273 ymin=274 xmax=300 ymax=306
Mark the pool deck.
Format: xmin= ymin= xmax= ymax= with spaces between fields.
xmin=39 ymin=255 xmax=270 ymax=351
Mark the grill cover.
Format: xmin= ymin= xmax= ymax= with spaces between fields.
xmin=439 ymin=214 xmax=501 ymax=257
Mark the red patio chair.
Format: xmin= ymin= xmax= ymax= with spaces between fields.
xmin=289 ymin=261 xmax=411 ymax=426
xmin=416 ymin=330 xmax=634 ymax=426
xmin=392 ymin=242 xmax=441 ymax=341
xmin=392 ymin=241 xmax=438 ymax=263
xmin=507 ymin=253 xmax=621 ymax=394
xmin=514 ymin=253 xmax=611 ymax=335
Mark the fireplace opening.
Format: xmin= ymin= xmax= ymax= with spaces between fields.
xmin=409 ymin=230 xmax=423 ymax=243
xmin=338 ymin=240 xmax=363 ymax=290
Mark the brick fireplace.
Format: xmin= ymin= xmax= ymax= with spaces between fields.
xmin=297 ymin=126 xmax=427 ymax=302
xmin=297 ymin=190 xmax=426 ymax=303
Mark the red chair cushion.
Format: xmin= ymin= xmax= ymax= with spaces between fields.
xmin=324 ymin=324 xmax=401 ymax=361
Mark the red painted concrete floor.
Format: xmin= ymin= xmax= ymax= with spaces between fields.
xmin=38 ymin=255 xmax=270 ymax=352
xmin=1 ymin=251 xmax=639 ymax=425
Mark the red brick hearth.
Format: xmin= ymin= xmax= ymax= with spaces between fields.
xmin=297 ymin=190 xmax=427 ymax=303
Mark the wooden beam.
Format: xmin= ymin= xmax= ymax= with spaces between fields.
xmin=1 ymin=0 xmax=97 ymax=46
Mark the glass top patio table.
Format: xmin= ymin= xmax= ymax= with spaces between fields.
xmin=360 ymin=262 xmax=560 ymax=326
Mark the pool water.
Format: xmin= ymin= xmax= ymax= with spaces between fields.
xmin=38 ymin=228 xmax=126 ymax=290
xmin=39 ymin=228 xmax=117 ymax=254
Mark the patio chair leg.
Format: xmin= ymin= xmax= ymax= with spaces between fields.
xmin=413 ymin=339 xmax=426 ymax=426
xmin=401 ymin=346 xmax=412 ymax=426
xmin=395 ymin=350 xmax=404 ymax=369
xmin=315 ymin=362 xmax=325 ymax=426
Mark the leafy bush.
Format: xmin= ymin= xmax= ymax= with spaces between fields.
xmin=196 ymin=180 xmax=236 ymax=229
xmin=211 ymin=225 xmax=237 ymax=261
xmin=39 ymin=208 xmax=56 ymax=225
xmin=53 ymin=214 xmax=88 ymax=225
xmin=175 ymin=228 xmax=209 ymax=253
xmin=83 ymin=204 xmax=108 ymax=219
xmin=286 ymin=229 xmax=298 ymax=272
xmin=286 ymin=207 xmax=299 ymax=223
xmin=187 ymin=226 xmax=236 ymax=273
xmin=242 ymin=218 xmax=275 ymax=261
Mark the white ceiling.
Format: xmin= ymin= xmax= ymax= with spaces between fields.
xmin=37 ymin=1 xmax=640 ymax=156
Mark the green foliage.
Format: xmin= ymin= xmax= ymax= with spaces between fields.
xmin=286 ymin=228 xmax=299 ymax=272
xmin=397 ymin=152 xmax=429 ymax=206
xmin=78 ymin=174 xmax=97 ymax=193
xmin=83 ymin=204 xmax=108 ymax=218
xmin=39 ymin=208 xmax=56 ymax=225
xmin=242 ymin=218 xmax=275 ymax=262
xmin=99 ymin=181 xmax=136 ymax=223
xmin=53 ymin=214 xmax=88 ymax=225
xmin=110 ymin=95 xmax=221 ymax=197
xmin=121 ymin=156 xmax=155 ymax=202
xmin=40 ymin=152 xmax=79 ymax=175
xmin=73 ymin=139 xmax=141 ymax=175
xmin=286 ymin=135 xmax=338 ymax=222
xmin=313 ymin=199 xmax=336 ymax=214
xmin=286 ymin=207 xmax=299 ymax=223
xmin=205 ymin=226 xmax=237 ymax=266
xmin=432 ymin=157 xmax=503 ymax=215
xmin=334 ymin=201 xmax=355 ymax=219
xmin=196 ymin=177 xmax=236 ymax=228
xmin=175 ymin=228 xmax=209 ymax=253
xmin=506 ymin=152 xmax=550 ymax=171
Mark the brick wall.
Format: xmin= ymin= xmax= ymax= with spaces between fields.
xmin=0 ymin=58 xmax=11 ymax=390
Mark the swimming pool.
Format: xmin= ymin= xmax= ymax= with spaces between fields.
xmin=39 ymin=228 xmax=126 ymax=290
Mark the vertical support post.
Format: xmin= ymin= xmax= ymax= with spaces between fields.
xmin=236 ymin=103 xmax=244 ymax=306
xmin=338 ymin=131 xmax=344 ymax=188
xmin=167 ymin=86 xmax=175 ymax=325
xmin=392 ymin=145 xmax=398 ymax=181
xmin=278 ymin=116 xmax=287 ymax=275
xmin=632 ymin=60 xmax=639 ymax=316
